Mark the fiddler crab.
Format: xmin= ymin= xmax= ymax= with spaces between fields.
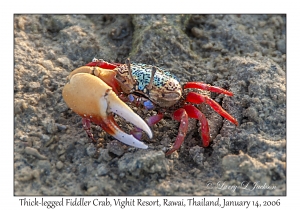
xmin=62 ymin=58 xmax=238 ymax=155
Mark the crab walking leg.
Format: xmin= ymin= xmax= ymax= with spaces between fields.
xmin=166 ymin=109 xmax=189 ymax=156
xmin=85 ymin=58 xmax=121 ymax=69
xmin=62 ymin=73 xmax=152 ymax=149
xmin=183 ymin=105 xmax=210 ymax=147
xmin=146 ymin=113 xmax=164 ymax=126
xmin=131 ymin=113 xmax=164 ymax=140
xmin=184 ymin=82 xmax=234 ymax=96
xmin=186 ymin=92 xmax=238 ymax=126
xmin=82 ymin=118 xmax=96 ymax=142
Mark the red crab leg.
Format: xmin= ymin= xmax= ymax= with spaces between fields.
xmin=186 ymin=92 xmax=238 ymax=126
xmin=82 ymin=118 xmax=96 ymax=142
xmin=166 ymin=108 xmax=189 ymax=156
xmin=184 ymin=82 xmax=233 ymax=96
xmin=85 ymin=59 xmax=121 ymax=69
xmin=131 ymin=113 xmax=164 ymax=140
xmin=183 ymin=104 xmax=210 ymax=147
xmin=146 ymin=113 xmax=164 ymax=126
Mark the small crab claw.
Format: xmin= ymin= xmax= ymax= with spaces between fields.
xmin=62 ymin=73 xmax=152 ymax=149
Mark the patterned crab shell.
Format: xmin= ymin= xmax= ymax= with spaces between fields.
xmin=115 ymin=62 xmax=183 ymax=108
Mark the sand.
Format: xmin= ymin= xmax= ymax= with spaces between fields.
xmin=14 ymin=14 xmax=286 ymax=195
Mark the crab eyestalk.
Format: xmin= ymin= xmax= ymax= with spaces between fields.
xmin=62 ymin=72 xmax=152 ymax=149
xmin=146 ymin=66 xmax=157 ymax=90
xmin=125 ymin=58 xmax=135 ymax=84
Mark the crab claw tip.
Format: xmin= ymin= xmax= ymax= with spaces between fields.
xmin=106 ymin=92 xmax=153 ymax=139
xmin=113 ymin=130 xmax=148 ymax=149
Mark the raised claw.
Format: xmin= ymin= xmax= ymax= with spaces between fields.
xmin=62 ymin=72 xmax=152 ymax=149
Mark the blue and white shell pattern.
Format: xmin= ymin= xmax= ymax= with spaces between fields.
xmin=130 ymin=62 xmax=179 ymax=92
xmin=115 ymin=61 xmax=182 ymax=108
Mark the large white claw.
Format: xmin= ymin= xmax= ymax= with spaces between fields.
xmin=105 ymin=91 xmax=153 ymax=138
xmin=103 ymin=89 xmax=152 ymax=149
xmin=62 ymin=72 xmax=152 ymax=149
xmin=113 ymin=129 xmax=149 ymax=149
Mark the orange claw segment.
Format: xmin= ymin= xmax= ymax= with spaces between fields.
xmin=67 ymin=66 xmax=121 ymax=94
xmin=62 ymin=72 xmax=152 ymax=149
